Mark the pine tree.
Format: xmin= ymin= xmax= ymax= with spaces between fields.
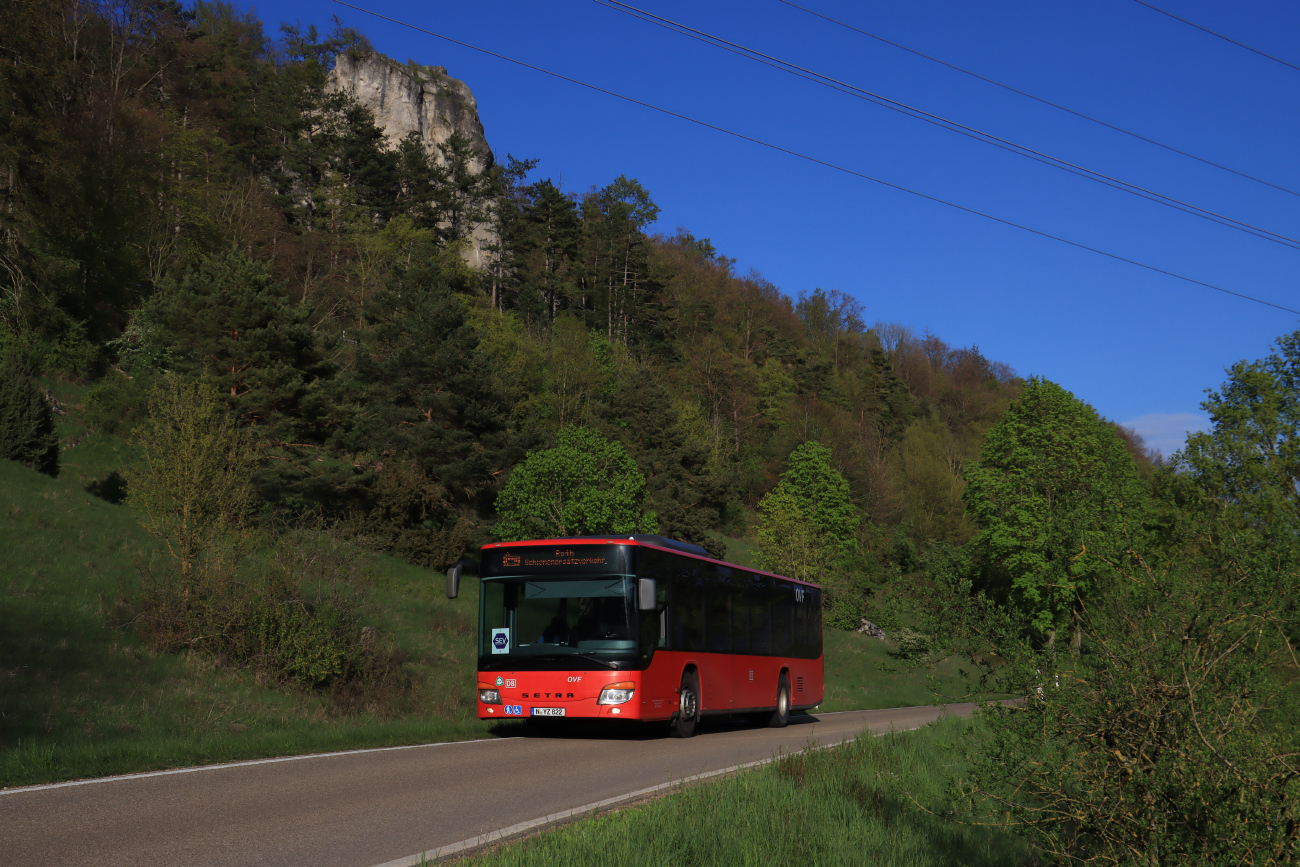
xmin=350 ymin=248 xmax=519 ymax=501
xmin=0 ymin=354 xmax=58 ymax=477
xmin=136 ymin=252 xmax=335 ymax=440
xmin=598 ymin=377 xmax=731 ymax=556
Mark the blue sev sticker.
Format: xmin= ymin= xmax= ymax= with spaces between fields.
xmin=491 ymin=628 xmax=510 ymax=654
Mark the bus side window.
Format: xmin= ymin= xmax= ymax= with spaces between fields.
xmin=746 ymin=572 xmax=772 ymax=655
xmin=730 ymin=570 xmax=749 ymax=655
xmin=675 ymin=562 xmax=705 ymax=652
xmin=807 ymin=586 xmax=823 ymax=657
xmin=706 ymin=564 xmax=732 ymax=653
xmin=772 ymin=582 xmax=796 ymax=657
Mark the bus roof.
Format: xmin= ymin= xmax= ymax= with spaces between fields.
xmin=479 ymin=535 xmax=821 ymax=589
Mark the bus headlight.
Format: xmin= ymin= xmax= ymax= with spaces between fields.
xmin=478 ymin=688 xmax=502 ymax=704
xmin=597 ymin=682 xmax=636 ymax=705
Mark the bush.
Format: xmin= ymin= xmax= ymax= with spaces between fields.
xmin=959 ymin=544 xmax=1300 ymax=866
xmin=128 ymin=531 xmax=408 ymax=703
xmin=0 ymin=354 xmax=58 ymax=476
xmin=346 ymin=458 xmax=478 ymax=569
xmin=889 ymin=627 xmax=932 ymax=662
xmin=84 ymin=373 xmax=155 ymax=436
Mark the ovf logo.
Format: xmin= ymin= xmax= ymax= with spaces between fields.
xmin=502 ymin=553 xmax=521 ymax=567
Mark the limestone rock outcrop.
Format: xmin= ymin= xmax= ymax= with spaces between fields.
xmin=326 ymin=52 xmax=493 ymax=171
xmin=326 ymin=53 xmax=497 ymax=268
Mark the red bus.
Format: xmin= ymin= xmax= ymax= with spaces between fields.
xmin=446 ymin=535 xmax=824 ymax=737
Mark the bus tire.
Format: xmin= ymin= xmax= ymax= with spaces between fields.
xmin=767 ymin=674 xmax=790 ymax=728
xmin=672 ymin=670 xmax=700 ymax=738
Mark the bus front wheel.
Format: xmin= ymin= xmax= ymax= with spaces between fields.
xmin=766 ymin=674 xmax=790 ymax=728
xmin=672 ymin=671 xmax=700 ymax=738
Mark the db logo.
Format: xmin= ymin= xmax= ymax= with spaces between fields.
xmin=567 ymin=676 xmax=583 ymax=682
xmin=492 ymin=634 xmax=509 ymax=649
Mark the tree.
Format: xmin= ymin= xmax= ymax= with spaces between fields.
xmin=1174 ymin=327 xmax=1300 ymax=566
xmin=598 ymin=376 xmax=733 ymax=557
xmin=756 ymin=441 xmax=859 ymax=623
xmin=124 ymin=376 xmax=256 ymax=581
xmin=350 ymin=248 xmax=518 ymax=503
xmin=508 ymin=178 xmax=580 ymax=323
xmin=963 ymin=377 xmax=1148 ymax=644
xmin=0 ymin=353 xmax=57 ymax=476
xmin=890 ymin=417 xmax=972 ymax=545
xmin=133 ymin=252 xmax=335 ymax=437
xmin=494 ymin=426 xmax=657 ymax=539
xmin=397 ymin=131 xmax=498 ymax=245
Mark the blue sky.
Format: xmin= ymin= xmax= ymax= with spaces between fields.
xmin=253 ymin=0 xmax=1297 ymax=456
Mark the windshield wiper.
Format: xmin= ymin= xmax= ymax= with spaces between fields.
xmin=531 ymin=652 xmax=626 ymax=667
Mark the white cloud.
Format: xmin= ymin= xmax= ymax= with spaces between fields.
xmin=1120 ymin=412 xmax=1209 ymax=459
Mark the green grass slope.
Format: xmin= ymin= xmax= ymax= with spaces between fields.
xmin=0 ymin=394 xmax=510 ymax=787
xmin=820 ymin=628 xmax=989 ymax=712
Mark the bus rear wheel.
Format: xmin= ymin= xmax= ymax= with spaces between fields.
xmin=766 ymin=674 xmax=790 ymax=728
xmin=672 ymin=671 xmax=700 ymax=738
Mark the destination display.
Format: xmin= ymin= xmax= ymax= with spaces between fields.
xmin=480 ymin=544 xmax=633 ymax=576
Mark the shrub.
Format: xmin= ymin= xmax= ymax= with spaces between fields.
xmin=129 ymin=530 xmax=407 ymax=701
xmin=84 ymin=373 xmax=155 ymax=436
xmin=889 ymin=627 xmax=932 ymax=662
xmin=0 ymin=354 xmax=58 ymax=476
xmin=959 ymin=544 xmax=1300 ymax=866
xmin=346 ymin=457 xmax=478 ymax=569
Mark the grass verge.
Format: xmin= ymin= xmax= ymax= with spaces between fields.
xmin=459 ymin=716 xmax=1028 ymax=866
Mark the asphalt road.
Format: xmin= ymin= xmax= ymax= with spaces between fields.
xmin=1 ymin=704 xmax=977 ymax=867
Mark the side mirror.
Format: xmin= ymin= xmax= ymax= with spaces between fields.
xmin=446 ymin=559 xmax=478 ymax=599
xmin=638 ymin=577 xmax=657 ymax=611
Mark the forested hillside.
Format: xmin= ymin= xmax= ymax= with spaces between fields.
xmin=0 ymin=0 xmax=1079 ymax=588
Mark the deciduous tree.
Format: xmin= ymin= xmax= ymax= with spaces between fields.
xmin=125 ymin=376 xmax=256 ymax=581
xmin=756 ymin=441 xmax=859 ymax=623
xmin=493 ymin=426 xmax=657 ymax=539
xmin=963 ymin=377 xmax=1148 ymax=644
xmin=1174 ymin=327 xmax=1300 ymax=566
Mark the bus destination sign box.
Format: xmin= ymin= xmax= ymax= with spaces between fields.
xmin=481 ymin=545 xmax=632 ymax=577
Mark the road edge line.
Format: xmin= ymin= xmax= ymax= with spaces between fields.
xmin=0 ymin=736 xmax=520 ymax=796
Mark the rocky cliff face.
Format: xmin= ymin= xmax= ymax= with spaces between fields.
xmin=326 ymin=52 xmax=494 ymax=172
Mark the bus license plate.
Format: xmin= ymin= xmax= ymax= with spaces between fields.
xmin=531 ymin=707 xmax=565 ymax=717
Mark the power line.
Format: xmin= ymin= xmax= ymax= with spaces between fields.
xmin=594 ymin=0 xmax=1300 ymax=252
xmin=329 ymin=0 xmax=1299 ymax=316
xmin=780 ymin=0 xmax=1300 ymax=198
xmin=1133 ymin=0 xmax=1300 ymax=74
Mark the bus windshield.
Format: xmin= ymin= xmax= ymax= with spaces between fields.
xmin=480 ymin=575 xmax=637 ymax=667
